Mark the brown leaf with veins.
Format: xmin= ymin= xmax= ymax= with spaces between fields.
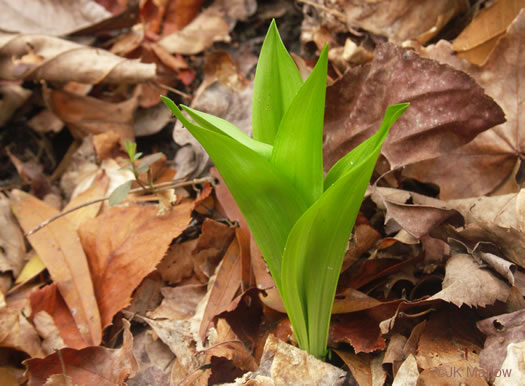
xmin=78 ymin=201 xmax=193 ymax=328
xmin=25 ymin=319 xmax=137 ymax=386
xmin=429 ymin=254 xmax=509 ymax=307
xmin=10 ymin=190 xmax=102 ymax=347
xmin=323 ymin=42 xmax=504 ymax=170
xmin=0 ymin=195 xmax=26 ymax=277
xmin=404 ymin=10 xmax=525 ymax=199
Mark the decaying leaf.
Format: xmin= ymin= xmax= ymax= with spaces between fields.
xmin=78 ymin=201 xmax=193 ymax=328
xmin=10 ymin=190 xmax=102 ymax=347
xmin=323 ymin=42 xmax=504 ymax=170
xmin=404 ymin=9 xmax=524 ymax=199
xmin=25 ymin=319 xmax=138 ymax=386
xmin=0 ymin=0 xmax=111 ymax=36
xmin=0 ymin=32 xmax=156 ymax=84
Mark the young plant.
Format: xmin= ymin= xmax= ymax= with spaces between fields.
xmin=162 ymin=20 xmax=409 ymax=359
xmin=109 ymin=140 xmax=163 ymax=206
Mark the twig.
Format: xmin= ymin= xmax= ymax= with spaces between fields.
xmin=25 ymin=176 xmax=214 ymax=237
xmin=296 ymin=0 xmax=346 ymax=21
xmin=153 ymin=80 xmax=192 ymax=100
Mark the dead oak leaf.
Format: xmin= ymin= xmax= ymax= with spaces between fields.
xmin=429 ymin=254 xmax=509 ymax=308
xmin=404 ymin=9 xmax=525 ymax=199
xmin=78 ymin=201 xmax=193 ymax=328
xmin=323 ymin=42 xmax=504 ymax=170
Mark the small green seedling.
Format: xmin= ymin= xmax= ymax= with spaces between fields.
xmin=109 ymin=139 xmax=163 ymax=206
xmin=162 ymin=20 xmax=409 ymax=359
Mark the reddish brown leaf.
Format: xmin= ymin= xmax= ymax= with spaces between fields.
xmin=25 ymin=320 xmax=137 ymax=386
xmin=10 ymin=190 xmax=102 ymax=347
xmin=404 ymin=10 xmax=525 ymax=198
xmin=30 ymin=284 xmax=87 ymax=350
xmin=330 ymin=313 xmax=386 ymax=353
xmin=199 ymin=239 xmax=241 ymax=340
xmin=323 ymin=42 xmax=505 ymax=170
xmin=78 ymin=201 xmax=193 ymax=328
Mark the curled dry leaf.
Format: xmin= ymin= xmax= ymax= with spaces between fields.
xmin=0 ymin=32 xmax=156 ymax=84
xmin=25 ymin=319 xmax=138 ymax=386
xmin=10 ymin=190 xmax=102 ymax=347
xmin=323 ymin=42 xmax=504 ymax=170
xmin=341 ymin=0 xmax=465 ymax=44
xmin=404 ymin=10 xmax=525 ymax=199
xmin=78 ymin=201 xmax=193 ymax=328
xmin=0 ymin=0 xmax=111 ymax=36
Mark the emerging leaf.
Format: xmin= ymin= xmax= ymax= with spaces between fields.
xmin=108 ymin=180 xmax=132 ymax=206
xmin=252 ymin=19 xmax=303 ymax=145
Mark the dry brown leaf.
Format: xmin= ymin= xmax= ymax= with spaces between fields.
xmin=0 ymin=195 xmax=26 ymax=277
xmin=157 ymin=240 xmax=197 ymax=284
xmin=0 ymin=33 xmax=155 ymax=84
xmin=323 ymin=42 xmax=504 ymax=170
xmin=149 ymin=284 xmax=207 ymax=320
xmin=332 ymin=350 xmax=372 ymax=386
xmin=371 ymin=187 xmax=461 ymax=239
xmin=25 ymin=319 xmax=138 ymax=386
xmin=33 ymin=311 xmax=66 ymax=355
xmin=416 ymin=307 xmax=484 ymax=370
xmin=199 ymin=239 xmax=241 ymax=340
xmin=45 ymin=88 xmax=137 ymax=140
xmin=429 ymin=254 xmax=509 ymax=307
xmin=158 ymin=7 xmax=230 ymax=55
xmin=341 ymin=0 xmax=465 ymax=44
xmin=453 ymin=0 xmax=525 ymax=65
xmin=10 ymin=190 xmax=102 ymax=347
xmin=392 ymin=354 xmax=418 ymax=386
xmin=30 ymin=284 xmax=87 ymax=350
xmin=242 ymin=334 xmax=347 ymax=385
xmin=78 ymin=201 xmax=193 ymax=328
xmin=0 ymin=307 xmax=44 ymax=358
xmin=404 ymin=10 xmax=524 ymax=199
xmin=0 ymin=0 xmax=111 ymax=36
xmin=0 ymin=84 xmax=31 ymax=126
xmin=331 ymin=313 xmax=386 ymax=354
xmin=477 ymin=309 xmax=525 ymax=378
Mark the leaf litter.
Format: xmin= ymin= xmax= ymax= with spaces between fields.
xmin=0 ymin=1 xmax=524 ymax=385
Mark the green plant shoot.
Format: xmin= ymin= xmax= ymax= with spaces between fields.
xmin=162 ymin=20 xmax=409 ymax=359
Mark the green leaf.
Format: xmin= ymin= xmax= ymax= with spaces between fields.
xmin=124 ymin=140 xmax=136 ymax=160
xmin=271 ymin=45 xmax=328 ymax=206
xmin=324 ymin=103 xmax=410 ymax=190
xmin=108 ymin=180 xmax=132 ymax=206
xmin=162 ymin=97 xmax=308 ymax=287
xmin=180 ymin=105 xmax=273 ymax=159
xmin=252 ymin=19 xmax=303 ymax=145
xmin=280 ymin=103 xmax=409 ymax=359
